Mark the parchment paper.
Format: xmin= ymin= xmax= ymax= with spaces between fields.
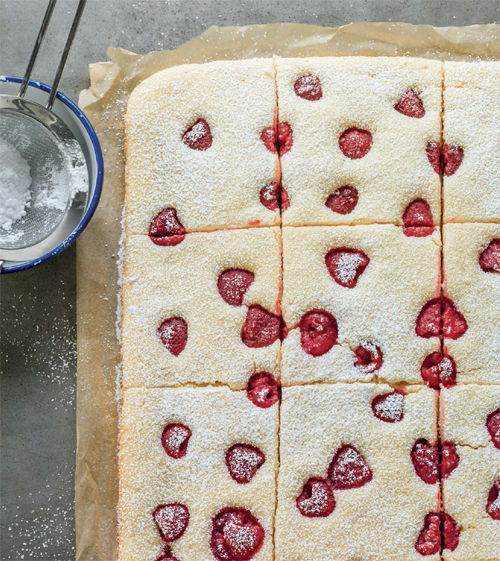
xmin=76 ymin=22 xmax=500 ymax=561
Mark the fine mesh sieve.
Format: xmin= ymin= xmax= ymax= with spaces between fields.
xmin=0 ymin=0 xmax=88 ymax=268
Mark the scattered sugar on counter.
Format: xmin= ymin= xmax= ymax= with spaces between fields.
xmin=0 ymin=137 xmax=32 ymax=230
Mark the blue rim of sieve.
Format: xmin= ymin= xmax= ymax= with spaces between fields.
xmin=0 ymin=75 xmax=103 ymax=274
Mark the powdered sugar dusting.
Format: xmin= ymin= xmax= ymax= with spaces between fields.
xmin=164 ymin=426 xmax=189 ymax=451
xmin=489 ymin=489 xmax=500 ymax=515
xmin=298 ymin=484 xmax=328 ymax=515
xmin=153 ymin=504 xmax=189 ymax=542
xmin=354 ymin=340 xmax=382 ymax=374
xmin=296 ymin=478 xmax=335 ymax=517
xmin=34 ymin=139 xmax=88 ymax=211
xmin=159 ymin=324 xmax=175 ymax=345
xmin=183 ymin=121 xmax=207 ymax=143
xmin=293 ymin=74 xmax=322 ymax=100
xmin=226 ymin=444 xmax=265 ymax=483
xmin=223 ymin=518 xmax=259 ymax=554
xmin=372 ymin=391 xmax=404 ymax=422
xmin=328 ymin=444 xmax=372 ymax=489
xmin=0 ymin=137 xmax=32 ymax=230
xmin=334 ymin=251 xmax=364 ymax=285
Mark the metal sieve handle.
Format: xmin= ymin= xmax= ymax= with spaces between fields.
xmin=47 ymin=0 xmax=87 ymax=110
xmin=18 ymin=0 xmax=57 ymax=98
xmin=18 ymin=0 xmax=87 ymax=109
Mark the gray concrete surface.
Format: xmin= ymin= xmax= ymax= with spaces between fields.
xmin=0 ymin=1 xmax=498 ymax=559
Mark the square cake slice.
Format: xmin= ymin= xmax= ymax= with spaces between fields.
xmin=274 ymin=56 xmax=442 ymax=227
xmin=440 ymin=385 xmax=500 ymax=561
xmin=443 ymin=61 xmax=500 ymax=222
xmin=119 ymin=387 xmax=278 ymax=561
xmin=125 ymin=58 xmax=280 ymax=237
xmin=122 ymin=228 xmax=282 ymax=389
xmin=276 ymin=384 xmax=440 ymax=561
xmin=281 ymin=225 xmax=441 ymax=385
xmin=443 ymin=224 xmax=500 ymax=384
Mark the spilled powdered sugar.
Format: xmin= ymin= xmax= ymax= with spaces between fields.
xmin=115 ymin=205 xmax=126 ymax=406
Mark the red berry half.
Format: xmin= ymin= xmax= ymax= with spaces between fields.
xmin=479 ymin=239 xmax=500 ymax=273
xmin=411 ymin=439 xmax=439 ymax=484
xmin=402 ymin=198 xmax=434 ymax=237
xmin=394 ymin=89 xmax=425 ymax=118
xmin=415 ymin=512 xmax=441 ymax=555
xmin=327 ymin=444 xmax=372 ymax=490
xmin=293 ymin=74 xmax=322 ymax=101
xmin=325 ymin=247 xmax=369 ymax=288
xmin=443 ymin=144 xmax=464 ymax=176
xmin=277 ymin=122 xmax=293 ymax=156
xmin=325 ymin=186 xmax=359 ymax=215
xmin=442 ymin=512 xmax=460 ymax=551
xmin=296 ymin=478 xmax=335 ymax=517
xmin=339 ymin=128 xmax=372 ymax=159
xmin=441 ymin=442 xmax=460 ymax=480
xmin=246 ymin=372 xmax=280 ymax=409
xmin=225 ymin=444 xmax=265 ymax=484
xmin=161 ymin=423 xmax=192 ymax=459
xmin=486 ymin=479 xmax=500 ymax=520
xmin=426 ymin=142 xmax=441 ymax=174
xmin=241 ymin=305 xmax=282 ymax=348
xmin=157 ymin=317 xmax=188 ymax=356
xmin=486 ymin=408 xmax=500 ymax=449
xmin=371 ymin=390 xmax=404 ymax=423
xmin=299 ymin=310 xmax=338 ymax=357
xmin=182 ymin=119 xmax=212 ymax=151
xmin=218 ymin=269 xmax=255 ymax=307
xmin=153 ymin=503 xmax=190 ymax=543
xmin=149 ymin=208 xmax=186 ymax=246
xmin=210 ymin=507 xmax=264 ymax=561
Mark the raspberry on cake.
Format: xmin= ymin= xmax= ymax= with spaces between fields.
xmin=443 ymin=224 xmax=500 ymax=384
xmin=281 ymin=225 xmax=441 ymax=385
xmin=274 ymin=56 xmax=442 ymax=227
xmin=440 ymin=385 xmax=500 ymax=561
xmin=442 ymin=62 xmax=500 ymax=222
xmin=119 ymin=387 xmax=278 ymax=561
xmin=122 ymin=228 xmax=281 ymax=388
xmin=276 ymin=384 xmax=440 ymax=561
xmin=125 ymin=59 xmax=280 ymax=238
